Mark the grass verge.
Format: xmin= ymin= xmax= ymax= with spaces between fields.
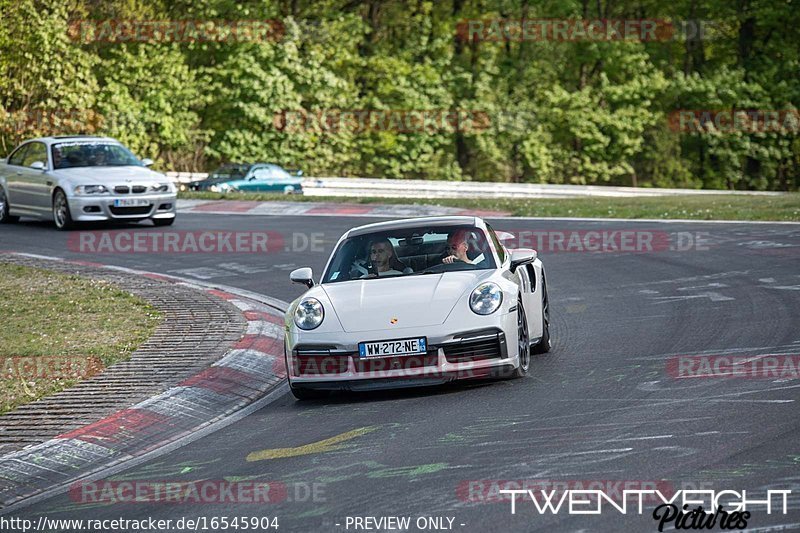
xmin=179 ymin=191 xmax=800 ymax=222
xmin=0 ymin=264 xmax=161 ymax=414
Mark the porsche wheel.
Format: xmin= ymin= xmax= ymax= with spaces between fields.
xmin=532 ymin=275 xmax=551 ymax=354
xmin=512 ymin=297 xmax=530 ymax=378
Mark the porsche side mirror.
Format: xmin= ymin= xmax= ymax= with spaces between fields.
xmin=510 ymin=249 xmax=537 ymax=271
xmin=30 ymin=161 xmax=46 ymax=171
xmin=141 ymin=158 xmax=154 ymax=167
xmin=290 ymin=267 xmax=314 ymax=288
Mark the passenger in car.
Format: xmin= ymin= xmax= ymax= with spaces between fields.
xmin=363 ymin=238 xmax=409 ymax=277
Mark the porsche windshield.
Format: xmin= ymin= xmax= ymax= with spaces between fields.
xmin=322 ymin=225 xmax=496 ymax=284
xmin=52 ymin=142 xmax=143 ymax=170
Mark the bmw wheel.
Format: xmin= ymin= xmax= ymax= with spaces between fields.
xmin=52 ymin=189 xmax=75 ymax=231
xmin=0 ymin=187 xmax=20 ymax=224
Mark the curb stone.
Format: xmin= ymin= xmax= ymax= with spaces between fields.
xmin=0 ymin=253 xmax=288 ymax=509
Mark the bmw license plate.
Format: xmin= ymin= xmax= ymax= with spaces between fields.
xmin=114 ymin=198 xmax=150 ymax=207
xmin=359 ymin=337 xmax=427 ymax=358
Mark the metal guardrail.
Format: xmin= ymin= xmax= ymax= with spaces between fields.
xmin=166 ymin=172 xmax=786 ymax=198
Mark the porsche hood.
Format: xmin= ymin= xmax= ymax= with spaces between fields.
xmin=320 ymin=271 xmax=493 ymax=333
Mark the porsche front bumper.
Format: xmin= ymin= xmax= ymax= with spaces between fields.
xmin=287 ymin=312 xmax=520 ymax=391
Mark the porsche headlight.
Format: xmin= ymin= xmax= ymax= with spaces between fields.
xmin=294 ymin=298 xmax=324 ymax=330
xmin=74 ymin=185 xmax=109 ymax=195
xmin=470 ymin=282 xmax=503 ymax=315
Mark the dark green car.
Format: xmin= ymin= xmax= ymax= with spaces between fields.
xmin=192 ymin=163 xmax=303 ymax=194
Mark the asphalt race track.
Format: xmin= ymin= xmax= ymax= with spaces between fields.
xmin=1 ymin=213 xmax=800 ymax=532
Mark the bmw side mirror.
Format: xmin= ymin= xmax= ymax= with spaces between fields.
xmin=30 ymin=161 xmax=46 ymax=171
xmin=510 ymin=249 xmax=537 ymax=271
xmin=296 ymin=170 xmax=303 ymax=177
xmin=141 ymin=158 xmax=154 ymax=167
xmin=290 ymin=267 xmax=314 ymax=289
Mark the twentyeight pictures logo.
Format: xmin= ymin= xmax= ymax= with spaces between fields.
xmin=496 ymin=488 xmax=790 ymax=531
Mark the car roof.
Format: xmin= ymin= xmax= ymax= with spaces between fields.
xmin=25 ymin=136 xmax=121 ymax=146
xmin=346 ymin=216 xmax=482 ymax=237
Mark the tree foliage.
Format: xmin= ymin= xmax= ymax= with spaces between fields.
xmin=0 ymin=0 xmax=797 ymax=190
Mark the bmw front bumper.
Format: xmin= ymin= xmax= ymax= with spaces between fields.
xmin=68 ymin=193 xmax=177 ymax=222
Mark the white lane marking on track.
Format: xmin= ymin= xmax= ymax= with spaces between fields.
xmin=651 ymin=292 xmax=735 ymax=303
xmin=629 ymin=345 xmax=800 ymax=361
xmin=11 ymin=253 xmax=65 ymax=261
xmin=169 ymin=267 xmax=230 ymax=279
xmin=707 ymin=399 xmax=794 ymax=403
xmin=739 ymin=240 xmax=796 ymax=248
xmin=216 ymin=262 xmax=271 ymax=274
xmin=606 ymin=435 xmax=673 ymax=441
xmin=759 ymin=278 xmax=776 ymax=283
xmin=625 ymin=271 xmax=750 ymax=287
xmin=544 ymin=448 xmax=634 ymax=458
xmin=677 ymin=283 xmax=728 ymax=290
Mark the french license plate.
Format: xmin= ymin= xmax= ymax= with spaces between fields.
xmin=359 ymin=337 xmax=427 ymax=358
xmin=114 ymin=198 xmax=150 ymax=207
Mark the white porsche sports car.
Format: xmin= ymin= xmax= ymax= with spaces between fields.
xmin=284 ymin=216 xmax=551 ymax=399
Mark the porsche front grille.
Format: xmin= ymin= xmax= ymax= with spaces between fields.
xmin=355 ymin=354 xmax=438 ymax=373
xmin=442 ymin=331 xmax=505 ymax=363
xmin=295 ymin=354 xmax=349 ymax=375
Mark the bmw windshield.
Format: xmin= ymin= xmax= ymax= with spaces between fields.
xmin=52 ymin=142 xmax=143 ymax=170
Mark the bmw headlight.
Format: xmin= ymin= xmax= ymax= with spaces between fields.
xmin=150 ymin=183 xmax=171 ymax=193
xmin=74 ymin=185 xmax=109 ymax=195
xmin=294 ymin=298 xmax=324 ymax=330
xmin=469 ymin=282 xmax=503 ymax=315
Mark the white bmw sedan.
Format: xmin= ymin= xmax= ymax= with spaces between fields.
xmin=0 ymin=136 xmax=177 ymax=230
xmin=285 ymin=216 xmax=552 ymax=399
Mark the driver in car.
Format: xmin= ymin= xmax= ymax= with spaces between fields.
xmin=442 ymin=229 xmax=476 ymax=264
